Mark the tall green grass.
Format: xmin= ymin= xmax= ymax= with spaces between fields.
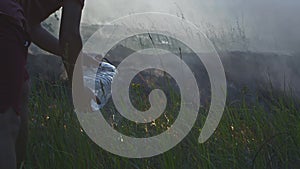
xmin=23 ymin=79 xmax=300 ymax=169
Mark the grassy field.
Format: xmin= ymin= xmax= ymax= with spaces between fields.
xmin=23 ymin=79 xmax=300 ymax=169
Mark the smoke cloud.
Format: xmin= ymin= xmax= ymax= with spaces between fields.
xmin=81 ymin=0 xmax=300 ymax=53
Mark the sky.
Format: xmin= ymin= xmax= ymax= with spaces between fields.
xmin=80 ymin=0 xmax=300 ymax=53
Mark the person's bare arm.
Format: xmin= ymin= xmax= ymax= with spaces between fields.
xmin=28 ymin=0 xmax=83 ymax=78
xmin=28 ymin=1 xmax=96 ymax=110
xmin=28 ymin=24 xmax=61 ymax=56
xmin=59 ymin=0 xmax=83 ymax=78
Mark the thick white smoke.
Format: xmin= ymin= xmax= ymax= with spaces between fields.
xmin=82 ymin=0 xmax=300 ymax=53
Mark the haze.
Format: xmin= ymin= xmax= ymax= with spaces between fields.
xmin=81 ymin=0 xmax=300 ymax=53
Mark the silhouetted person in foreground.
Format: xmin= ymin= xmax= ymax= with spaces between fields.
xmin=0 ymin=0 xmax=87 ymax=168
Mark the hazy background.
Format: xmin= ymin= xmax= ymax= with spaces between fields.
xmin=30 ymin=0 xmax=300 ymax=99
xmin=80 ymin=0 xmax=300 ymax=53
